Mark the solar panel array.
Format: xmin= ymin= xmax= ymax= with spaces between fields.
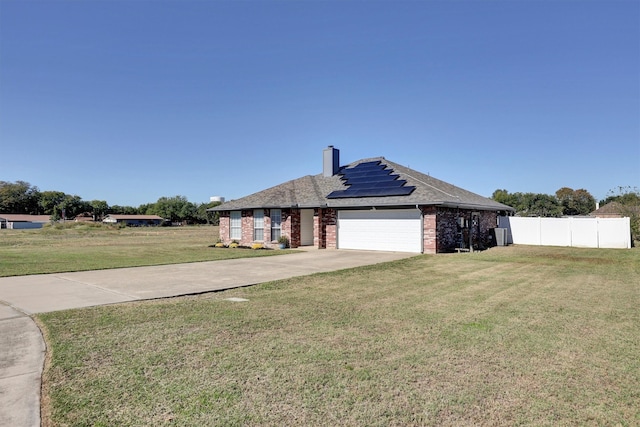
xmin=326 ymin=161 xmax=416 ymax=199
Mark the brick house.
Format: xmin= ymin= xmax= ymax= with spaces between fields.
xmin=211 ymin=147 xmax=514 ymax=253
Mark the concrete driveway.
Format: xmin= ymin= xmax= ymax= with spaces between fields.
xmin=0 ymin=249 xmax=415 ymax=426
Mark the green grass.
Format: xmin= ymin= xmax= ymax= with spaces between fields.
xmin=37 ymin=246 xmax=640 ymax=426
xmin=0 ymin=224 xmax=294 ymax=277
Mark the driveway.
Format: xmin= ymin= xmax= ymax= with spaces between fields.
xmin=0 ymin=249 xmax=416 ymax=426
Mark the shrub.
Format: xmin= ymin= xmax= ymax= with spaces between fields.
xmin=277 ymin=235 xmax=289 ymax=246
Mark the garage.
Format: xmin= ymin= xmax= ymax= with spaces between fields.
xmin=337 ymin=209 xmax=423 ymax=253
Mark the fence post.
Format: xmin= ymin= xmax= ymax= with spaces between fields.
xmin=538 ymin=217 xmax=542 ymax=246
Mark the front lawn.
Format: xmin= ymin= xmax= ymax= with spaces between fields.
xmin=0 ymin=225 xmax=293 ymax=277
xmin=37 ymin=246 xmax=640 ymax=426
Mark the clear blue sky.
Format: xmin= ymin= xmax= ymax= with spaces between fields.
xmin=1 ymin=0 xmax=638 ymax=207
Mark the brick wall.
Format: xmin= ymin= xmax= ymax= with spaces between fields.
xmin=434 ymin=207 xmax=499 ymax=252
xmin=436 ymin=208 xmax=462 ymax=251
xmin=478 ymin=211 xmax=498 ymax=248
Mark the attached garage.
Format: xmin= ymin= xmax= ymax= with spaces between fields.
xmin=337 ymin=209 xmax=423 ymax=253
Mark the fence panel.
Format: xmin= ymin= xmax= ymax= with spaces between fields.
xmin=540 ymin=219 xmax=571 ymax=247
xmin=498 ymin=216 xmax=631 ymax=249
xmin=570 ymin=217 xmax=599 ymax=248
xmin=598 ymin=217 xmax=631 ymax=249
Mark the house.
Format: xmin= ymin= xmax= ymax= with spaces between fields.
xmin=74 ymin=212 xmax=96 ymax=222
xmin=211 ymin=147 xmax=514 ymax=254
xmin=591 ymin=202 xmax=640 ymax=219
xmin=102 ymin=214 xmax=165 ymax=226
xmin=0 ymin=214 xmax=51 ymax=229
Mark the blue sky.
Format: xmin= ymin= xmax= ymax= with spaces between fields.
xmin=1 ymin=0 xmax=638 ymax=207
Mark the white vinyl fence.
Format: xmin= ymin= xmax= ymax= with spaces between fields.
xmin=497 ymin=216 xmax=631 ymax=249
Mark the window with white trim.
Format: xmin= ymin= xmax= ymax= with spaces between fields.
xmin=230 ymin=211 xmax=241 ymax=240
xmin=271 ymin=209 xmax=282 ymax=241
xmin=254 ymin=209 xmax=264 ymax=241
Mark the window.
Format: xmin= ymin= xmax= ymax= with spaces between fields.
xmin=271 ymin=209 xmax=282 ymax=241
xmin=230 ymin=211 xmax=241 ymax=240
xmin=254 ymin=209 xmax=264 ymax=241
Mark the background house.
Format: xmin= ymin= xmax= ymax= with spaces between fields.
xmin=212 ymin=147 xmax=513 ymax=253
xmin=591 ymin=202 xmax=640 ymax=219
xmin=0 ymin=214 xmax=51 ymax=229
xmin=102 ymin=214 xmax=165 ymax=226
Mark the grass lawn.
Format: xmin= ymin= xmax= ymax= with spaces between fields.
xmin=0 ymin=224 xmax=293 ymax=277
xmin=37 ymin=246 xmax=639 ymax=426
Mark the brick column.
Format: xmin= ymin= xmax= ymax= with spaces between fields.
xmin=219 ymin=212 xmax=230 ymax=244
xmin=422 ymin=206 xmax=437 ymax=254
xmin=241 ymin=210 xmax=253 ymax=246
xmin=314 ymin=209 xmax=323 ymax=248
xmin=324 ymin=208 xmax=337 ymax=249
xmin=289 ymin=210 xmax=301 ymax=248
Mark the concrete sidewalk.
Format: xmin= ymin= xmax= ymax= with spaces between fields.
xmin=0 ymin=249 xmax=415 ymax=426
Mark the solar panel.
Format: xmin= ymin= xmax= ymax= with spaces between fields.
xmin=327 ymin=161 xmax=416 ymax=199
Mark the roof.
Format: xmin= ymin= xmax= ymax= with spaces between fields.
xmin=591 ymin=202 xmax=640 ymax=217
xmin=0 ymin=214 xmax=51 ymax=223
xmin=212 ymin=157 xmax=514 ymax=212
xmin=103 ymin=215 xmax=165 ymax=220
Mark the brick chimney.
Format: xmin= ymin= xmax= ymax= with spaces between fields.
xmin=323 ymin=146 xmax=340 ymax=177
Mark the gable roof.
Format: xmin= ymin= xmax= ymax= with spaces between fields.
xmin=212 ymin=157 xmax=514 ymax=212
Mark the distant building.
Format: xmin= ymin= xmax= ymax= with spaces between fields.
xmin=0 ymin=214 xmax=51 ymax=229
xmin=102 ymin=214 xmax=165 ymax=226
xmin=74 ymin=212 xmax=96 ymax=222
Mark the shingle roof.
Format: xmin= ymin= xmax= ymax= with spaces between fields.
xmin=212 ymin=157 xmax=514 ymax=212
xmin=591 ymin=202 xmax=640 ymax=216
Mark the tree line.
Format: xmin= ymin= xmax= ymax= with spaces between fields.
xmin=491 ymin=187 xmax=596 ymax=217
xmin=0 ymin=181 xmax=220 ymax=224
xmin=491 ymin=186 xmax=639 ymax=218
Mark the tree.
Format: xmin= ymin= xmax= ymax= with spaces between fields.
xmin=109 ymin=205 xmax=139 ymax=215
xmin=491 ymin=189 xmax=518 ymax=208
xmin=492 ymin=189 xmax=562 ymax=217
xmin=147 ymin=196 xmax=197 ymax=224
xmin=60 ymin=195 xmax=90 ymax=219
xmin=194 ymin=201 xmax=221 ymax=225
xmin=601 ymin=186 xmax=640 ymax=206
xmin=39 ymin=191 xmax=67 ymax=215
xmin=601 ymin=186 xmax=640 ymax=245
xmin=0 ymin=181 xmax=40 ymax=214
xmin=89 ymin=200 xmax=109 ymax=221
xmin=555 ymin=187 xmax=595 ymax=216
xmin=520 ymin=193 xmax=563 ymax=217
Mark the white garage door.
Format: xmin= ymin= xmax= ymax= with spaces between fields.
xmin=337 ymin=209 xmax=423 ymax=253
